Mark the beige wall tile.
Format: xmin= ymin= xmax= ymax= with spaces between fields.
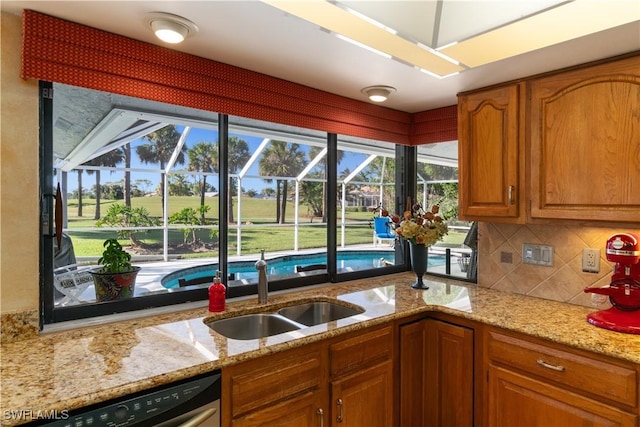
xmin=478 ymin=223 xmax=640 ymax=308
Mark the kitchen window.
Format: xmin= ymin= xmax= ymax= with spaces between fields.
xmin=41 ymin=82 xmax=471 ymax=325
xmin=42 ymin=83 xmax=434 ymax=324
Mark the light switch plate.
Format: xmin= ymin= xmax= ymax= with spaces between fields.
xmin=522 ymin=243 xmax=554 ymax=267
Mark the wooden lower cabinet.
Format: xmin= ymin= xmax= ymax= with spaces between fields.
xmin=223 ymin=316 xmax=639 ymax=427
xmin=328 ymin=325 xmax=394 ymax=426
xmin=330 ymin=360 xmax=393 ymax=427
xmin=399 ymin=317 xmax=475 ymax=427
xmin=488 ymin=365 xmax=636 ymax=427
xmin=222 ymin=325 xmax=393 ymax=427
xmin=222 ymin=342 xmax=325 ymax=427
xmin=486 ymin=327 xmax=639 ymax=427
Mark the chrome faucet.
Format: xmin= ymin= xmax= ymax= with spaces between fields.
xmin=255 ymin=249 xmax=268 ymax=304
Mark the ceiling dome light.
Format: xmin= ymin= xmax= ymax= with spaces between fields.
xmin=147 ymin=12 xmax=198 ymax=44
xmin=362 ymin=85 xmax=396 ymax=102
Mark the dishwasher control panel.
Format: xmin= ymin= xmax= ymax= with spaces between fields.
xmin=29 ymin=372 xmax=221 ymax=427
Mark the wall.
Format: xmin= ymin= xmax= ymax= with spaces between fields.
xmin=0 ymin=12 xmax=41 ymax=342
xmin=477 ymin=223 xmax=640 ymax=308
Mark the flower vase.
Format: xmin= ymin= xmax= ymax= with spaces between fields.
xmin=409 ymin=241 xmax=429 ymax=289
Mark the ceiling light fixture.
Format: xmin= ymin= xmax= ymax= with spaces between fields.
xmin=147 ymin=12 xmax=198 ymax=44
xmin=362 ymin=86 xmax=396 ymax=102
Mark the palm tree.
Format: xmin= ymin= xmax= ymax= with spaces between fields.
xmin=76 ymin=168 xmax=84 ymax=217
xmin=300 ymin=172 xmax=324 ymax=219
xmin=123 ymin=143 xmax=132 ymax=207
xmin=226 ymin=136 xmax=251 ymax=223
xmin=136 ymin=125 xmax=186 ymax=210
xmin=188 ymin=141 xmax=216 ymax=223
xmin=259 ymin=140 xmax=306 ymax=224
xmin=188 ymin=136 xmax=250 ymax=224
xmin=83 ymin=149 xmax=124 ymax=219
xmin=309 ymin=146 xmax=344 ymax=222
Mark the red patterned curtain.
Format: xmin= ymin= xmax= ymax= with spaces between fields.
xmin=21 ymin=10 xmax=456 ymax=145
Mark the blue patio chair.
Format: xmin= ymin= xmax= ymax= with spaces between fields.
xmin=373 ymin=217 xmax=395 ymax=247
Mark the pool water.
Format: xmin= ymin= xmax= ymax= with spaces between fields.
xmin=161 ymin=250 xmax=445 ymax=289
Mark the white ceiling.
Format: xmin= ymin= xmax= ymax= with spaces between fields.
xmin=2 ymin=1 xmax=639 ymax=113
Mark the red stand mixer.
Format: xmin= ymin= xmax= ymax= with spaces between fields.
xmin=584 ymin=233 xmax=640 ymax=334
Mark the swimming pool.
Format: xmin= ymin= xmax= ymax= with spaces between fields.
xmin=161 ymin=250 xmax=445 ymax=289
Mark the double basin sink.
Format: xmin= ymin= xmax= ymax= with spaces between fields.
xmin=206 ymin=299 xmax=365 ymax=340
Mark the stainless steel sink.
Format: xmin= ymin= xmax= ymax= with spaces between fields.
xmin=207 ymin=313 xmax=302 ymax=340
xmin=277 ymin=301 xmax=364 ymax=326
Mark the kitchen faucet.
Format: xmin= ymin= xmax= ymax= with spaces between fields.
xmin=255 ymin=249 xmax=268 ymax=304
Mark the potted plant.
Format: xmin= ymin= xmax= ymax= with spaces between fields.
xmin=90 ymin=239 xmax=141 ymax=302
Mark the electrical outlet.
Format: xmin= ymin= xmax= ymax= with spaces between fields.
xmin=582 ymin=248 xmax=600 ymax=273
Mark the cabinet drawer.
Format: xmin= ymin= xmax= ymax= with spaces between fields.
xmin=226 ymin=345 xmax=323 ymax=418
xmin=489 ymin=365 xmax=638 ymax=427
xmin=488 ymin=330 xmax=637 ymax=407
xmin=330 ymin=326 xmax=393 ymax=378
xmin=231 ymin=390 xmax=322 ymax=427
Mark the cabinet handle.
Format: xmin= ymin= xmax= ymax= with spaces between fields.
xmin=508 ymin=185 xmax=515 ymax=205
xmin=336 ymin=398 xmax=344 ymax=423
xmin=317 ymin=408 xmax=324 ymax=427
xmin=536 ymin=359 xmax=565 ymax=372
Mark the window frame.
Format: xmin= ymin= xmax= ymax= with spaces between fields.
xmin=40 ymin=83 xmax=416 ymax=325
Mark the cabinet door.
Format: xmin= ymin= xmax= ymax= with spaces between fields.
xmin=488 ymin=365 xmax=637 ymax=427
xmin=458 ymin=84 xmax=523 ymax=222
xmin=399 ymin=319 xmax=474 ymax=427
xmin=399 ymin=320 xmax=427 ymax=426
xmin=232 ymin=390 xmax=324 ymax=427
xmin=222 ymin=343 xmax=324 ymax=425
xmin=529 ymin=55 xmax=640 ymax=222
xmin=425 ymin=319 xmax=474 ymax=427
xmin=330 ymin=361 xmax=393 ymax=427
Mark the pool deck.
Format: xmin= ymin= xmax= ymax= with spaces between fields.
xmin=56 ymin=244 xmax=470 ymax=307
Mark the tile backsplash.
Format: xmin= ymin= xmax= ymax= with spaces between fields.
xmin=477 ymin=223 xmax=640 ymax=308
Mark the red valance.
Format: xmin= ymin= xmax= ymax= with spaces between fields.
xmin=21 ymin=10 xmax=456 ymax=146
xmin=411 ymin=105 xmax=458 ymax=144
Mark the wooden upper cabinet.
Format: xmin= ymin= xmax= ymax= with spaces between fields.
xmin=529 ymin=55 xmax=640 ymax=222
xmin=458 ymin=83 xmax=524 ymax=222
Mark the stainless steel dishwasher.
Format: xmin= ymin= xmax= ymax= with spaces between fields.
xmin=27 ymin=371 xmax=221 ymax=427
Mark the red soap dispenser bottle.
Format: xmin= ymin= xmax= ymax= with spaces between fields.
xmin=208 ymin=270 xmax=226 ymax=312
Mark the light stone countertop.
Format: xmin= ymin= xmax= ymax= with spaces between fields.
xmin=1 ymin=272 xmax=639 ymax=426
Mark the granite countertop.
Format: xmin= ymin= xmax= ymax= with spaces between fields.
xmin=1 ymin=272 xmax=639 ymax=426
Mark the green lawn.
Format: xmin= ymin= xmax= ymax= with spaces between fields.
xmin=65 ymin=196 xmax=466 ymax=258
xmin=67 ymin=196 xmax=373 ymax=225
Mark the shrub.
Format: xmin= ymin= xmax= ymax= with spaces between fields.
xmin=96 ymin=204 xmax=160 ymax=246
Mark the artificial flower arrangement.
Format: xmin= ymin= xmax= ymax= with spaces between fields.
xmin=390 ymin=199 xmax=448 ymax=246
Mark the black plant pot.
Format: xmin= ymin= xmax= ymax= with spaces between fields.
xmin=409 ymin=242 xmax=429 ymax=289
